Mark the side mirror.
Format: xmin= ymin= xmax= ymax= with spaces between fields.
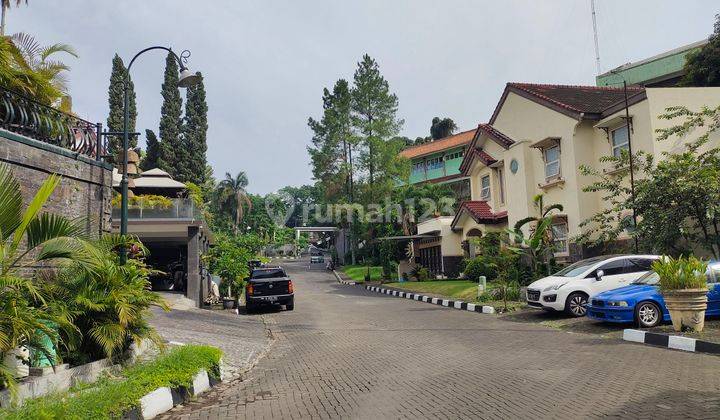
xmin=595 ymin=269 xmax=605 ymax=280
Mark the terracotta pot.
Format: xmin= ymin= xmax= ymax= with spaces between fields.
xmin=662 ymin=289 xmax=708 ymax=332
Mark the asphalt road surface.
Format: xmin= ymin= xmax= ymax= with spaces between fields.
xmin=162 ymin=259 xmax=720 ymax=419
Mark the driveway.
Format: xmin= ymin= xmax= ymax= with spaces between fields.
xmin=162 ymin=260 xmax=720 ymax=419
xmin=150 ymin=292 xmax=272 ymax=380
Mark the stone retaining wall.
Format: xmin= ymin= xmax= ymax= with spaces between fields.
xmin=0 ymin=129 xmax=113 ymax=238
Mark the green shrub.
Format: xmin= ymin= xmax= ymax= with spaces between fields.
xmin=410 ymin=266 xmax=430 ymax=282
xmin=0 ymin=345 xmax=222 ymax=419
xmin=463 ymin=256 xmax=498 ymax=282
xmin=111 ymin=194 xmax=173 ymax=209
xmin=42 ymin=236 xmax=169 ymax=366
xmin=652 ymin=256 xmax=708 ymax=291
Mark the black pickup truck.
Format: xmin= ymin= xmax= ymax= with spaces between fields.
xmin=245 ymin=266 xmax=294 ymax=313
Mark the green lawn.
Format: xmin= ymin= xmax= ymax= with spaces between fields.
xmin=385 ymin=280 xmax=479 ymax=301
xmin=341 ymin=265 xmax=383 ymax=283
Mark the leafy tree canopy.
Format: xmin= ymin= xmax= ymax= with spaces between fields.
xmin=682 ymin=14 xmax=720 ymax=87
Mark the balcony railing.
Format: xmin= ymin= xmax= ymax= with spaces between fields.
xmin=112 ymin=197 xmax=202 ymax=221
xmin=0 ymin=87 xmax=101 ymax=159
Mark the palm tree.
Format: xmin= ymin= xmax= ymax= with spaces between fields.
xmin=0 ymin=0 xmax=26 ymax=36
xmin=0 ymin=164 xmax=85 ymax=391
xmin=217 ymin=171 xmax=252 ymax=234
xmin=7 ymin=32 xmax=77 ymax=111
xmin=44 ymin=235 xmax=169 ymax=362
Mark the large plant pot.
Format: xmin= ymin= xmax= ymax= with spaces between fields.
xmin=222 ymin=298 xmax=237 ymax=309
xmin=662 ymin=289 xmax=708 ymax=332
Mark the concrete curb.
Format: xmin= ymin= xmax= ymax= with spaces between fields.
xmin=365 ymin=285 xmax=495 ymax=314
xmin=135 ymin=368 xmax=220 ymax=419
xmin=623 ymin=329 xmax=720 ymax=355
xmin=332 ymin=269 xmax=356 ymax=285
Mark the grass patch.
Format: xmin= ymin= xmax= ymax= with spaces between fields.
xmin=342 ymin=265 xmax=383 ymax=283
xmin=1 ymin=344 xmax=222 ymax=420
xmin=386 ymin=280 xmax=479 ymax=301
xmin=386 ymin=280 xmax=524 ymax=312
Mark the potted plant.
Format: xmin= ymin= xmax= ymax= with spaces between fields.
xmin=221 ymin=278 xmax=239 ymax=309
xmin=652 ymin=256 xmax=708 ymax=332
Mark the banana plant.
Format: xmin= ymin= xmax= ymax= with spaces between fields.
xmin=507 ymin=194 xmax=563 ymax=278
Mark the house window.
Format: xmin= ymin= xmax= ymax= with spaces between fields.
xmin=444 ymin=149 xmax=465 ymax=161
xmin=551 ymin=219 xmax=569 ymax=254
xmin=427 ymin=157 xmax=444 ymax=170
xmin=497 ymin=168 xmax=505 ymax=204
xmin=480 ymin=175 xmax=490 ymax=201
xmin=611 ymin=125 xmax=630 ymax=158
xmin=544 ymin=145 xmax=560 ymax=180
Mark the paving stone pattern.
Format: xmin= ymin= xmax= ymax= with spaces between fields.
xmin=161 ymin=262 xmax=720 ymax=419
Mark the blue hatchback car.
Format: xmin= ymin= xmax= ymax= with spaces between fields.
xmin=587 ymin=262 xmax=720 ymax=328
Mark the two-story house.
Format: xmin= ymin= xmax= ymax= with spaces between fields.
xmin=417 ymin=83 xmax=720 ymax=273
xmin=456 ymin=83 xmax=720 ymax=259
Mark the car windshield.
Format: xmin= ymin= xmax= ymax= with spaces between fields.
xmin=632 ymin=271 xmax=660 ymax=285
xmin=251 ymin=268 xmax=286 ymax=279
xmin=553 ymin=257 xmax=608 ymax=277
xmin=633 ymin=263 xmax=720 ymax=285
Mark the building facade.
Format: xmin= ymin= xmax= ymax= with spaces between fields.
xmin=417 ymin=83 xmax=720 ymax=276
xmin=399 ymin=129 xmax=474 ymax=202
xmin=596 ymin=40 xmax=707 ymax=87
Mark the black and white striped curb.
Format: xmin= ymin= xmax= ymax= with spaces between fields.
xmin=623 ymin=329 xmax=720 ymax=355
xmin=365 ymin=285 xmax=495 ymax=314
xmin=332 ymin=270 xmax=356 ymax=285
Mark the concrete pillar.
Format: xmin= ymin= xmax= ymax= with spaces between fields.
xmin=186 ymin=226 xmax=201 ymax=307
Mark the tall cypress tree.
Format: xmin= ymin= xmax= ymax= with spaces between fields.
xmin=140 ymin=129 xmax=161 ymax=171
xmin=159 ymin=52 xmax=183 ymax=179
xmin=181 ymin=71 xmax=208 ymax=184
xmin=106 ymin=53 xmax=137 ymax=160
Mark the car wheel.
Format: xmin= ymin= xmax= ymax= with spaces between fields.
xmin=635 ymin=301 xmax=661 ymax=328
xmin=565 ymin=292 xmax=588 ymax=317
xmin=245 ymin=303 xmax=254 ymax=314
xmin=286 ymin=303 xmax=294 ymax=311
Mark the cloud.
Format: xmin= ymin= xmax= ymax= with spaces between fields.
xmin=10 ymin=0 xmax=716 ymax=193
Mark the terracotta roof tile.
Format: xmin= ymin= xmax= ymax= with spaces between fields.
xmin=451 ymin=200 xmax=508 ymax=229
xmin=400 ymin=129 xmax=475 ymax=159
xmin=508 ymin=83 xmax=644 ymax=114
xmin=490 ymin=82 xmax=647 ymax=123
xmin=475 ymin=149 xmax=496 ymax=166
xmin=477 ymin=123 xmax=514 ymax=149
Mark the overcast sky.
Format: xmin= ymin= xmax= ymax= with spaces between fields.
xmin=13 ymin=1 xmax=717 ymax=194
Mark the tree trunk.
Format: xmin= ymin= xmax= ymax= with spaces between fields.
xmin=1 ymin=5 xmax=6 ymax=37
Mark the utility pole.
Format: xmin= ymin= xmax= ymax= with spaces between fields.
xmin=590 ymin=0 xmax=601 ymax=74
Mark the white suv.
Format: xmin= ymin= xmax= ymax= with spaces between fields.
xmin=526 ymin=254 xmax=660 ymax=317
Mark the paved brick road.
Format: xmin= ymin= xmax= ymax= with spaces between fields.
xmin=163 ymin=260 xmax=720 ymax=419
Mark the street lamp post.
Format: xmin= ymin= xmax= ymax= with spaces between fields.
xmin=119 ymin=47 xmax=200 ymax=263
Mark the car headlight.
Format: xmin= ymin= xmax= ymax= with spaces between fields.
xmin=543 ymin=283 xmax=566 ymax=292
xmin=608 ymin=301 xmax=629 ymax=307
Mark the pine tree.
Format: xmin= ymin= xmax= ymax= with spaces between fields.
xmin=106 ymin=54 xmax=137 ymax=160
xmin=350 ymin=54 xmax=403 ymax=199
xmin=307 ymin=79 xmax=353 ymax=203
xmin=140 ymin=129 xmax=161 ymax=171
xmin=181 ymin=71 xmax=208 ymax=184
xmin=159 ymin=52 xmax=183 ymax=179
